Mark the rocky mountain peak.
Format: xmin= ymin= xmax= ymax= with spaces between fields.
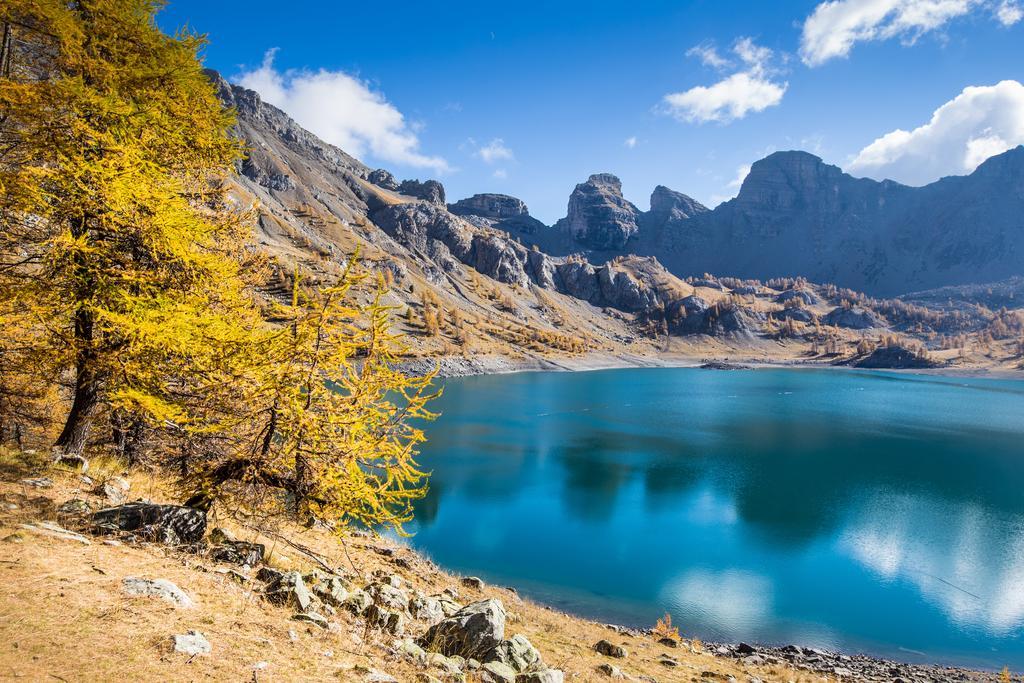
xmin=449 ymin=194 xmax=530 ymax=219
xmin=557 ymin=173 xmax=640 ymax=251
xmin=648 ymin=185 xmax=709 ymax=222
xmin=586 ymin=173 xmax=624 ymax=192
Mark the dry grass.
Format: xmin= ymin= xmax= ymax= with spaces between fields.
xmin=0 ymin=456 xmax=829 ymax=682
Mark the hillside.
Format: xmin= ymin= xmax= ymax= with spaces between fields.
xmin=0 ymin=452 xmax=1008 ymax=682
xmin=210 ymin=72 xmax=1024 ymax=375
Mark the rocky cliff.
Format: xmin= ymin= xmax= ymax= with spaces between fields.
xmin=643 ymin=149 xmax=1024 ymax=296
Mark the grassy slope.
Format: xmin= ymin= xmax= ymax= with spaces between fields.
xmin=0 ymin=453 xmax=824 ymax=683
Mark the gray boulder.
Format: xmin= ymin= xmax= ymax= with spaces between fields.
xmin=484 ymin=634 xmax=543 ymax=673
xmin=594 ymin=639 xmax=627 ymax=658
xmin=481 ymin=661 xmax=517 ymax=683
xmin=263 ymin=571 xmax=314 ymax=612
xmin=172 ymin=630 xmax=211 ymax=656
xmin=123 ymin=576 xmax=194 ymax=608
xmin=409 ymin=595 xmax=445 ymax=623
xmin=420 ymin=598 xmax=506 ymax=659
xmin=91 ymin=502 xmax=206 ymax=544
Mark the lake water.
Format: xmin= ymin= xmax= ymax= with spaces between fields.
xmin=403 ymin=367 xmax=1024 ymax=670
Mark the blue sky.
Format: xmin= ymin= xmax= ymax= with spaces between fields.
xmin=158 ymin=0 xmax=1024 ymax=223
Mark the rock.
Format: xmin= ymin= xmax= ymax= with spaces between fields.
xmin=57 ymin=498 xmax=93 ymax=516
xmin=98 ymin=476 xmax=130 ymax=505
xmin=420 ymin=598 xmax=506 ymax=659
xmin=822 ymin=306 xmax=885 ymax=330
xmin=364 ymin=669 xmax=399 ymax=683
xmin=449 ymin=194 xmax=529 ymax=220
xmin=2 ymin=531 xmax=25 ymax=543
xmin=461 ymin=576 xmax=484 ymax=590
xmin=657 ymin=636 xmax=678 ymax=648
xmin=409 ymin=595 xmax=445 ymax=623
xmin=122 ymin=576 xmax=194 ymax=608
xmin=415 ymin=675 xmax=443 ymax=683
xmin=172 ymin=630 xmax=210 ymax=656
xmin=775 ymin=288 xmax=821 ymax=307
xmin=366 ymin=581 xmax=409 ymax=611
xmin=596 ymin=663 xmax=626 ymax=678
xmin=368 ymin=168 xmax=399 ymax=191
xmin=264 ymin=571 xmax=315 ymax=612
xmin=481 ymin=661 xmax=517 ymax=683
xmin=19 ymin=522 xmax=91 ymax=545
xmin=398 ymin=179 xmax=446 ymax=205
xmin=292 ymin=612 xmax=329 ymax=629
xmin=437 ymin=596 xmax=462 ymax=617
xmin=210 ymin=540 xmax=265 ymax=566
xmin=365 ymin=604 xmax=406 ymax=635
xmin=484 ymin=634 xmax=542 ymax=673
xmin=736 ymin=642 xmax=755 ymax=655
xmin=91 ymin=502 xmax=206 ymax=544
xmin=647 ymin=185 xmax=709 ymax=226
xmin=309 ymin=574 xmax=349 ymax=607
xmin=594 ymin=639 xmax=627 ymax=658
xmin=344 ymin=588 xmax=373 ymax=615
xmin=20 ymin=477 xmax=53 ymax=488
xmin=515 ymin=671 xmax=564 ymax=683
xmin=556 ymin=173 xmax=641 ymax=250
xmin=397 ymin=638 xmax=427 ymax=663
xmin=208 ymin=527 xmax=236 ymax=544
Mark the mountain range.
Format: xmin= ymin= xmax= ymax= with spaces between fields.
xmin=206 ymin=69 xmax=1024 ymax=370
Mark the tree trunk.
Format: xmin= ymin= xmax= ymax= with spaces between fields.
xmin=54 ymin=309 xmax=100 ymax=458
xmin=111 ymin=409 xmax=147 ymax=466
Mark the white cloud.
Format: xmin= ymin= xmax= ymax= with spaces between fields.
xmin=475 ymin=138 xmax=514 ymax=164
xmin=800 ymin=0 xmax=1018 ymax=67
xmin=663 ymin=38 xmax=787 ymax=124
xmin=236 ymin=49 xmax=449 ymax=173
xmin=624 ymin=136 xmax=638 ymax=149
xmin=848 ymin=80 xmax=1024 ymax=185
xmin=996 ymin=0 xmax=1024 ymax=24
xmin=492 ymin=168 xmax=508 ymax=180
xmin=686 ymin=43 xmax=730 ymax=69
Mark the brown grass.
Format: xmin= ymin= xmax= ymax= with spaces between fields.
xmin=0 ymin=457 xmax=832 ymax=682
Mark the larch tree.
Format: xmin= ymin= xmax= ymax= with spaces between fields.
xmin=0 ymin=0 xmax=255 ymax=462
xmin=183 ymin=266 xmax=440 ymax=533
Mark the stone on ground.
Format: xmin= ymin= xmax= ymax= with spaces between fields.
xmin=172 ymin=630 xmax=211 ymax=656
xmin=481 ymin=661 xmax=517 ymax=683
xmin=122 ymin=576 xmax=195 ymax=608
xmin=515 ymin=670 xmax=564 ymax=683
xmin=419 ymin=598 xmax=506 ymax=659
xmin=594 ymin=639 xmax=627 ymax=658
xmin=484 ymin=634 xmax=543 ymax=672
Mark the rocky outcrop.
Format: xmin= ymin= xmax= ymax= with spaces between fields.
xmin=450 ymin=194 xmax=529 ymax=219
xmin=822 ymin=306 xmax=885 ymax=329
xmin=399 ymin=179 xmax=446 ymax=205
xmin=122 ymin=576 xmax=195 ymax=608
xmin=368 ymin=168 xmax=399 ymax=191
xmin=641 ymin=186 xmax=709 ymax=244
xmin=420 ymin=598 xmax=506 ymax=659
xmin=556 ymin=174 xmax=641 ymax=251
xmin=92 ymin=502 xmax=206 ymax=544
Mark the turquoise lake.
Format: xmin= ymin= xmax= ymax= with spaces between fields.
xmin=404 ymin=367 xmax=1024 ymax=670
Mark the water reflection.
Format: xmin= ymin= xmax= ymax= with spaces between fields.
xmin=405 ymin=368 xmax=1024 ymax=668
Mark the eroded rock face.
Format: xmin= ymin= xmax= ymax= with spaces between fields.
xmin=822 ymin=306 xmax=885 ymax=329
xmin=450 ymin=194 xmax=529 ymax=220
xmin=420 ymin=598 xmax=506 ymax=659
xmin=646 ymin=185 xmax=708 ymax=228
xmin=557 ymin=174 xmax=641 ymax=251
xmin=368 ymin=168 xmax=399 ymax=191
xmin=597 ymin=267 xmax=659 ymax=312
xmin=91 ymin=503 xmax=206 ymax=544
xmin=398 ymin=179 xmax=446 ymax=205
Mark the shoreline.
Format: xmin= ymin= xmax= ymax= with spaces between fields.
xmin=399 ymin=349 xmax=1024 ymax=381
